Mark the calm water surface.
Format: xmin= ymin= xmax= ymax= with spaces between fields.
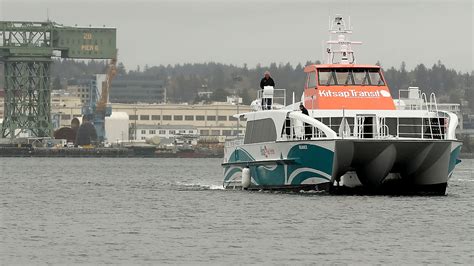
xmin=1 ymin=158 xmax=473 ymax=264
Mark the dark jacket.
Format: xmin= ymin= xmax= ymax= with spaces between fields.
xmin=75 ymin=122 xmax=98 ymax=146
xmin=301 ymin=106 xmax=309 ymax=116
xmin=260 ymin=77 xmax=275 ymax=89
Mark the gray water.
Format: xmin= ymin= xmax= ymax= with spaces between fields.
xmin=1 ymin=158 xmax=473 ymax=265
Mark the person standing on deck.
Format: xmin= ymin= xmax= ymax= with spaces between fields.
xmin=300 ymin=103 xmax=311 ymax=139
xmin=260 ymin=71 xmax=275 ymax=110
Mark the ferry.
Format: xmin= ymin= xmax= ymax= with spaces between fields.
xmin=221 ymin=15 xmax=462 ymax=195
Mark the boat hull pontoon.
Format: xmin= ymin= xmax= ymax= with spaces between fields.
xmin=223 ymin=138 xmax=461 ymax=195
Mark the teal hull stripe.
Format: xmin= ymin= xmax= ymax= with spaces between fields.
xmin=448 ymin=145 xmax=462 ymax=177
xmin=224 ymin=144 xmax=334 ymax=187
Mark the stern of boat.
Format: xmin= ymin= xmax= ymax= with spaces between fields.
xmin=331 ymin=139 xmax=463 ymax=195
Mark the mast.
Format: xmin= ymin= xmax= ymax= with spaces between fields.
xmin=326 ymin=15 xmax=362 ymax=64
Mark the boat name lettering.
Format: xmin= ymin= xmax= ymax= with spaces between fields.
xmin=318 ymin=89 xmax=389 ymax=98
xmin=299 ymin=145 xmax=308 ymax=150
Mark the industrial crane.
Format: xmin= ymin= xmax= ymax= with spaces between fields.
xmin=82 ymin=50 xmax=118 ymax=144
xmin=0 ymin=21 xmax=116 ymax=138
xmin=97 ymin=50 xmax=118 ymax=113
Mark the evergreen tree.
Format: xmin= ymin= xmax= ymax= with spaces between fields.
xmin=52 ymin=76 xmax=62 ymax=90
xmin=211 ymin=87 xmax=229 ymax=102
xmin=116 ymin=62 xmax=127 ymax=76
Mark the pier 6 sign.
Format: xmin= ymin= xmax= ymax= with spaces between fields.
xmin=54 ymin=27 xmax=117 ymax=59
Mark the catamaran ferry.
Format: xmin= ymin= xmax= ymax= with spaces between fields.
xmin=221 ymin=15 xmax=462 ymax=195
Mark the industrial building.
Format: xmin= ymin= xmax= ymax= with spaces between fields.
xmin=135 ymin=124 xmax=198 ymax=140
xmin=66 ymin=79 xmax=95 ymax=105
xmin=49 ymin=99 xmax=250 ymax=141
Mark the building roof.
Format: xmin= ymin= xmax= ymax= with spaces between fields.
xmin=107 ymin=112 xmax=129 ymax=120
xmin=111 ymin=102 xmax=251 ymax=111
xmin=136 ymin=124 xmax=197 ymax=130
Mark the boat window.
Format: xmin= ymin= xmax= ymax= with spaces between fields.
xmin=368 ymin=69 xmax=385 ymax=85
xmin=335 ymin=69 xmax=351 ymax=85
xmin=318 ymin=69 xmax=332 ymax=85
xmin=352 ymin=68 xmax=369 ymax=85
xmin=317 ymin=68 xmax=385 ymax=86
xmin=244 ymin=118 xmax=277 ymax=144
xmin=307 ymin=71 xmax=317 ymax=88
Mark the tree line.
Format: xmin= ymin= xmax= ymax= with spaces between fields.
xmin=0 ymin=60 xmax=472 ymax=108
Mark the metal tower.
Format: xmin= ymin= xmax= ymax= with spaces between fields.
xmin=0 ymin=21 xmax=116 ymax=138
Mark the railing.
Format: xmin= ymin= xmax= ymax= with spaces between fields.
xmin=256 ymin=88 xmax=286 ymax=110
xmin=225 ymin=116 xmax=448 ymax=146
xmin=398 ymin=122 xmax=446 ymax=139
xmin=284 ymin=116 xmax=448 ymax=140
xmin=281 ymin=124 xmax=326 ymax=141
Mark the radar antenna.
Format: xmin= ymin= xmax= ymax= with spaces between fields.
xmin=326 ymin=15 xmax=362 ymax=64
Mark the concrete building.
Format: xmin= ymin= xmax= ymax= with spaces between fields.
xmin=50 ymin=90 xmax=83 ymax=128
xmin=116 ymin=102 xmax=249 ymax=138
xmin=52 ymin=101 xmax=250 ymax=140
xmin=66 ymin=79 xmax=94 ymax=105
xmin=135 ymin=124 xmax=198 ymax=141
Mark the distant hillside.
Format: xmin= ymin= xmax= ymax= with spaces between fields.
xmin=0 ymin=60 xmax=472 ymax=108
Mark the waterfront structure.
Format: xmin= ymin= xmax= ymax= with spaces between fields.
xmin=51 ymin=101 xmax=250 ymax=139
xmin=0 ymin=21 xmax=116 ymax=138
xmin=118 ymin=102 xmax=249 ymax=138
xmin=135 ymin=124 xmax=198 ymax=141
xmin=66 ymin=79 xmax=93 ymax=105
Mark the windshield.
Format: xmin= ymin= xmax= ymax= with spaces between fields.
xmin=318 ymin=68 xmax=385 ymax=86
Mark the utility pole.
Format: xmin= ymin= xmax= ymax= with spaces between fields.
xmin=134 ymin=107 xmax=137 ymax=141
xmin=236 ymin=95 xmax=240 ymax=139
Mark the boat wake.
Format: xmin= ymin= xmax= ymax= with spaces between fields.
xmin=173 ymin=182 xmax=225 ymax=191
xmin=454 ymin=178 xmax=474 ymax=182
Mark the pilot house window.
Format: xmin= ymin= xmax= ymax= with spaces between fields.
xmin=307 ymin=71 xmax=317 ymax=88
xmin=318 ymin=68 xmax=385 ymax=86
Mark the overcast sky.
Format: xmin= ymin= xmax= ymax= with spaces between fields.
xmin=1 ymin=0 xmax=472 ymax=72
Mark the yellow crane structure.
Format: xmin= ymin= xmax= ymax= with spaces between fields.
xmin=96 ymin=51 xmax=118 ymax=113
xmin=81 ymin=50 xmax=118 ymax=143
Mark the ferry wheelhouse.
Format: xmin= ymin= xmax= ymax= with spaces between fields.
xmin=222 ymin=16 xmax=462 ymax=195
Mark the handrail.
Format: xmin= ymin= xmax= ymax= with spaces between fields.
xmin=256 ymin=88 xmax=287 ymax=110
xmin=420 ymin=92 xmax=433 ymax=138
xmin=430 ymin=93 xmax=443 ymax=139
xmin=288 ymin=111 xmax=338 ymax=138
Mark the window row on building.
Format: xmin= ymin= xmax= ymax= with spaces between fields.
xmin=135 ymin=126 xmax=243 ymax=140
xmin=140 ymin=129 xmax=196 ymax=135
xmin=130 ymin=115 xmax=238 ymax=122
xmin=135 ymin=125 xmax=199 ymax=140
xmin=200 ymin=129 xmax=242 ymax=136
